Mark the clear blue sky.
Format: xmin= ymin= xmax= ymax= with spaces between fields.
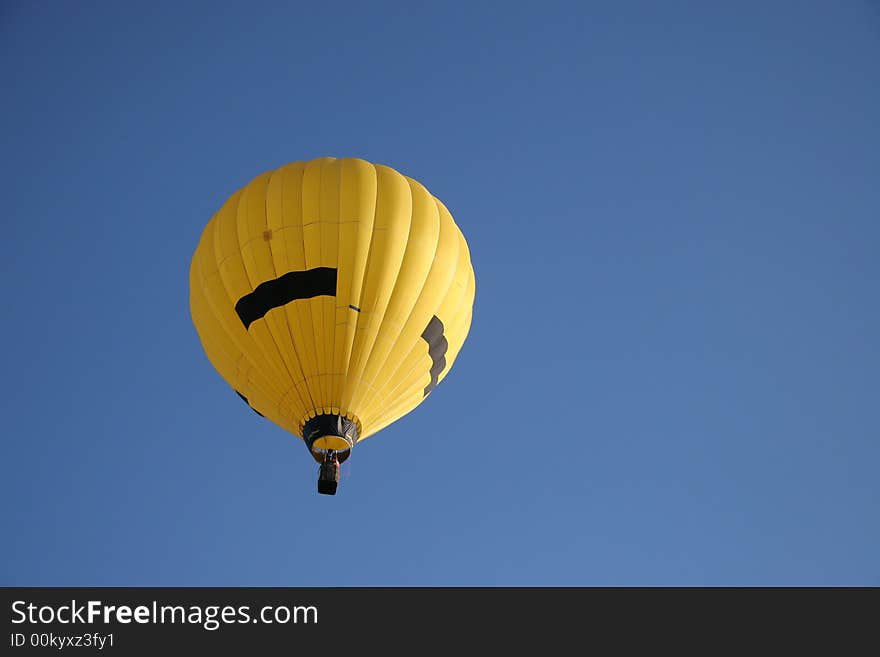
xmin=2 ymin=1 xmax=878 ymax=586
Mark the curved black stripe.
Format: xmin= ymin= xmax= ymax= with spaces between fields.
xmin=421 ymin=315 xmax=448 ymax=396
xmin=235 ymin=390 xmax=264 ymax=418
xmin=235 ymin=267 xmax=337 ymax=329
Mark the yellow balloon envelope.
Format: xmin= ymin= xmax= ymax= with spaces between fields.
xmin=189 ymin=157 xmax=475 ymax=493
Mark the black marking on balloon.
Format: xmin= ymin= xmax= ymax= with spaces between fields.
xmin=235 ymin=267 xmax=337 ymax=329
xmin=420 ymin=315 xmax=448 ymax=396
xmin=235 ymin=390 xmax=264 ymax=418
xmin=349 ymin=304 xmax=361 ymax=312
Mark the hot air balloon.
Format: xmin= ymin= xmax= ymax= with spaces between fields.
xmin=189 ymin=157 xmax=475 ymax=494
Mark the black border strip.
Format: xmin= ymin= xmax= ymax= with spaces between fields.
xmin=420 ymin=315 xmax=448 ymax=396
